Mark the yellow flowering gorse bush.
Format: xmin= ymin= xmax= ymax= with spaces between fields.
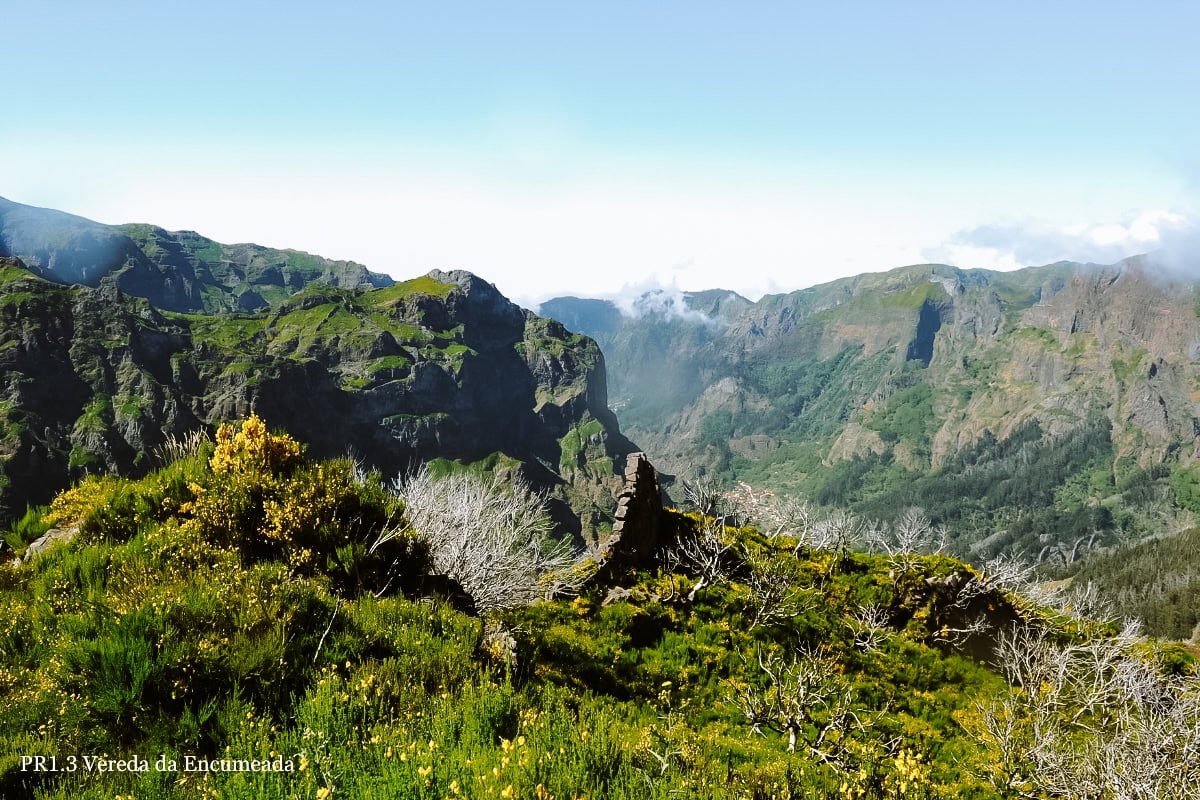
xmin=210 ymin=413 xmax=301 ymax=477
xmin=177 ymin=414 xmax=425 ymax=596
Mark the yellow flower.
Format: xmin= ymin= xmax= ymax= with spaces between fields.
xmin=316 ymin=788 xmax=333 ymax=800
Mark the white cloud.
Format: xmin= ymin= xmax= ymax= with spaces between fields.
xmin=6 ymin=133 xmax=1196 ymax=305
xmin=6 ymin=168 xmax=918 ymax=306
xmin=605 ymin=277 xmax=715 ymax=322
xmin=923 ymin=210 xmax=1195 ymax=271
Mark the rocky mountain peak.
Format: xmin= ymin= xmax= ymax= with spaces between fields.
xmin=0 ymin=203 xmax=636 ymax=532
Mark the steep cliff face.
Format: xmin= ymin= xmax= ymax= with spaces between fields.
xmin=0 ymin=261 xmax=635 ymax=529
xmin=896 ymin=260 xmax=1200 ymax=475
xmin=539 ymin=290 xmax=752 ymax=433
xmin=0 ymin=197 xmax=393 ymax=313
xmin=541 ymin=259 xmax=1200 ymax=557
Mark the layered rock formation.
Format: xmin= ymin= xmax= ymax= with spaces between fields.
xmin=544 ymin=259 xmax=1200 ymax=485
xmin=0 ymin=260 xmax=635 ymax=528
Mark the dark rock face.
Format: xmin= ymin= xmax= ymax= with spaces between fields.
xmin=905 ymin=298 xmax=944 ymax=366
xmin=0 ymin=263 xmax=636 ymax=527
xmin=593 ymin=452 xmax=665 ymax=583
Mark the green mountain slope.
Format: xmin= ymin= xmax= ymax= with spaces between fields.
xmin=542 ymin=260 xmax=1200 ymax=566
xmin=0 ymin=260 xmax=633 ymax=529
xmin=0 ymin=197 xmax=392 ymax=312
xmin=539 ymin=289 xmax=752 ymax=432
xmin=5 ymin=426 xmax=1190 ymax=799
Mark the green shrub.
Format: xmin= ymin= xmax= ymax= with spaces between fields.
xmin=182 ymin=415 xmax=429 ymax=596
xmin=6 ymin=415 xmax=1192 ymax=799
xmin=4 ymin=505 xmax=51 ymax=549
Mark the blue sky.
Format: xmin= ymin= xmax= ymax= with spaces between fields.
xmin=3 ymin=2 xmax=1198 ymax=305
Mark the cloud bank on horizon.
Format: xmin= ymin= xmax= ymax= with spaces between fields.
xmin=925 ymin=210 xmax=1200 ymax=278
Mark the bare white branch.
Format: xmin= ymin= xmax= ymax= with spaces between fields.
xmin=732 ymin=646 xmax=862 ymax=765
xmin=974 ymin=621 xmax=1200 ymax=799
xmin=847 ymin=603 xmax=891 ymax=653
xmin=152 ymin=428 xmax=211 ymax=465
xmin=392 ymin=467 xmax=584 ymax=612
xmin=663 ymin=514 xmax=739 ymax=601
xmin=680 ymin=476 xmax=726 ymax=518
xmin=745 ymin=554 xmax=817 ymax=630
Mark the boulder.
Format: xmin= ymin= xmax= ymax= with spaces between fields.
xmin=20 ymin=524 xmax=79 ymax=564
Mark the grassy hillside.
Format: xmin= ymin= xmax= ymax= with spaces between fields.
xmin=2 ymin=417 xmax=1195 ymax=799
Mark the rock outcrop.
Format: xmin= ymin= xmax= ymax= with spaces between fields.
xmin=592 ymin=452 xmax=666 ymax=584
xmin=0 ymin=262 xmax=636 ymax=529
xmin=18 ymin=525 xmax=78 ymax=564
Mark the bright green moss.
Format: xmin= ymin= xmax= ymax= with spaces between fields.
xmin=559 ymin=418 xmax=606 ymax=471
xmin=368 ymin=354 xmax=411 ymax=372
xmin=367 ymin=275 xmax=455 ymax=306
xmin=0 ymin=264 xmax=39 ymax=284
xmin=0 ymin=291 xmax=34 ymax=306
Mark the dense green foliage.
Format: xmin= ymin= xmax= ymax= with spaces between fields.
xmin=835 ymin=418 xmax=1123 ymax=557
xmin=5 ymin=417 xmax=1159 ymax=799
xmin=1074 ymin=526 xmax=1200 ymax=640
xmin=729 ymin=397 xmax=1132 ymax=568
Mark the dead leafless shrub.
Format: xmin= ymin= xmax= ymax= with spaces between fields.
xmin=732 ymin=645 xmax=863 ymax=764
xmin=973 ymin=620 xmax=1200 ymax=799
xmin=392 ymin=467 xmax=584 ymax=612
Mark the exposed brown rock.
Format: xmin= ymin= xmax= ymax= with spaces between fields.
xmin=592 ymin=453 xmax=665 ymax=584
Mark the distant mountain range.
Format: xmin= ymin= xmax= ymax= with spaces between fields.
xmin=8 ymin=192 xmax=1200 ymax=590
xmin=0 ymin=196 xmax=393 ymax=312
xmin=539 ymin=259 xmax=1200 ymax=570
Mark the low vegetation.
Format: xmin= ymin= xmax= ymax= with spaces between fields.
xmin=0 ymin=417 xmax=1196 ymax=799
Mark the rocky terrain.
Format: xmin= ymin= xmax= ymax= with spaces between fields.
xmin=0 ymin=255 xmax=634 ymax=531
xmin=541 ymin=259 xmax=1200 ymax=560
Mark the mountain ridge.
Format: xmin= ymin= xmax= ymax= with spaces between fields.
xmin=0 ymin=250 xmax=634 ymax=532
xmin=0 ymin=196 xmax=394 ymax=313
xmin=538 ymin=256 xmax=1200 ymax=569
